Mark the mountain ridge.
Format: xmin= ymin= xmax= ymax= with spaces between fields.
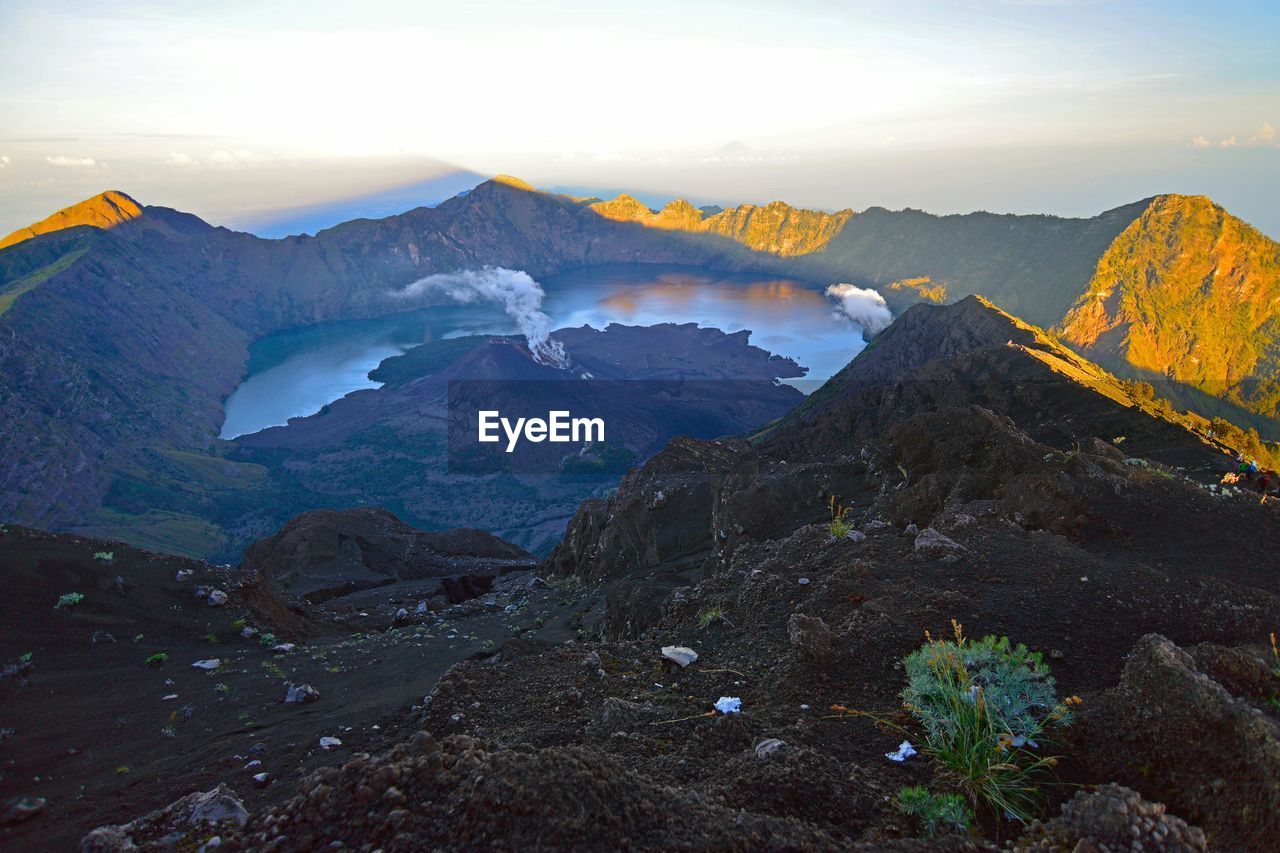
xmin=1 ymin=176 xmax=1277 ymax=551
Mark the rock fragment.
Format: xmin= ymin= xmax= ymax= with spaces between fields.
xmin=660 ymin=646 xmax=698 ymax=667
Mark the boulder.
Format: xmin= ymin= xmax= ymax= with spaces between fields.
xmin=913 ymin=527 xmax=966 ymax=558
xmin=80 ymin=784 xmax=247 ymax=851
xmin=787 ymin=613 xmax=835 ymax=663
xmin=1077 ymin=634 xmax=1280 ymax=850
xmin=1015 ymin=784 xmax=1205 ymax=852
xmin=284 ymin=683 xmax=319 ymax=704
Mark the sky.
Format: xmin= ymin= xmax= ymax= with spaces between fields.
xmin=1 ymin=0 xmax=1277 ymax=237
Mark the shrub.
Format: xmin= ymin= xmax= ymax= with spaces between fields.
xmin=897 ymin=786 xmax=973 ymax=837
xmin=144 ymin=652 xmax=168 ymax=668
xmin=904 ymin=629 xmax=1065 ymax=742
xmin=902 ymin=621 xmax=1078 ymax=823
xmin=93 ymin=551 xmax=115 ymax=563
xmin=54 ymin=592 xmax=84 ymax=610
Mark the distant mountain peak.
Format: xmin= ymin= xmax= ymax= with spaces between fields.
xmin=1 ymin=190 xmax=143 ymax=250
xmin=488 ymin=174 xmax=537 ymax=192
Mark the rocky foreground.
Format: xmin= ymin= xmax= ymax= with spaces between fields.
xmin=3 ymin=298 xmax=1279 ymax=850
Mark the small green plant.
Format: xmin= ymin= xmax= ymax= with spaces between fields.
xmin=698 ymin=606 xmax=731 ymax=628
xmin=259 ymin=632 xmax=278 ymax=648
xmin=214 ymin=682 xmax=231 ymax=697
xmin=19 ymin=652 xmax=32 ymax=664
xmin=231 ymin=618 xmax=246 ymax=631
xmin=261 ymin=660 xmax=286 ymax=680
xmin=133 ymin=633 xmax=144 ymax=643
xmin=144 ymin=652 xmax=168 ymax=669
xmin=828 ymin=495 xmax=853 ymax=539
xmin=204 ymin=632 xmax=219 ymax=644
xmin=93 ymin=551 xmax=115 ymax=563
xmin=897 ymin=786 xmax=973 ymax=837
xmin=901 ymin=621 xmax=1079 ymax=823
xmin=160 ymin=725 xmax=176 ymax=738
xmin=115 ymin=765 xmax=130 ymax=776
xmin=54 ymin=592 xmax=84 ymax=610
xmin=546 ymin=574 xmax=585 ymax=592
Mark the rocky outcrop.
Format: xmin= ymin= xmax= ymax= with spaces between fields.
xmin=1077 ymin=634 xmax=1280 ymax=850
xmin=80 ymin=783 xmax=247 ymax=851
xmin=239 ymin=508 xmax=534 ymax=602
xmin=1014 ymin=784 xmax=1206 ymax=852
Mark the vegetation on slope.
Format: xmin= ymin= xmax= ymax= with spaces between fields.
xmin=1058 ymin=194 xmax=1280 ymax=425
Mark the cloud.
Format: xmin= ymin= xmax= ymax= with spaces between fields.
xmin=0 ymin=155 xmax=10 ymax=168
xmin=825 ymin=283 xmax=893 ymax=340
xmin=1187 ymin=135 xmax=1210 ymax=148
xmin=1249 ymin=122 xmax=1276 ymax=146
xmin=164 ymin=149 xmax=266 ymax=169
xmin=207 ymin=148 xmax=265 ymax=167
xmin=46 ymin=155 xmax=97 ymax=167
xmin=391 ymin=267 xmax=568 ymax=367
xmin=1219 ymin=136 xmax=1238 ymax=148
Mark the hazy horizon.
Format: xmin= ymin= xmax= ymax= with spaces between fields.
xmin=1 ymin=0 xmax=1277 ymax=237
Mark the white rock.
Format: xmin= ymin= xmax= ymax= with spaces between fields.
xmin=755 ymin=738 xmax=786 ymax=759
xmin=846 ymin=530 xmax=867 ymax=543
xmin=319 ymin=736 xmax=342 ymax=749
xmin=272 ymin=643 xmax=296 ymax=653
xmin=914 ymin=527 xmax=966 ymax=558
xmin=207 ymin=590 xmax=228 ymax=607
xmin=714 ymin=696 xmax=742 ymax=714
xmin=285 ymin=683 xmax=319 ymax=704
xmin=661 ymin=646 xmax=698 ymax=667
xmin=192 ymin=659 xmax=221 ymax=670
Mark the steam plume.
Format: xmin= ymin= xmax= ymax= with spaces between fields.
xmin=393 ymin=267 xmax=568 ymax=367
xmin=825 ymin=283 xmax=893 ymax=340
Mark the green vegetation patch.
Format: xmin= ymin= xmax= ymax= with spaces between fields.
xmin=0 ymin=247 xmax=88 ymax=315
